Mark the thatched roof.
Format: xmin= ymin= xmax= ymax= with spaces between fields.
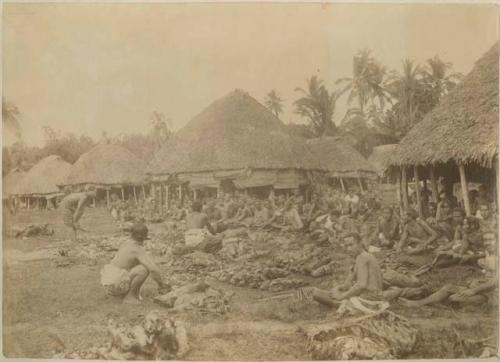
xmin=389 ymin=43 xmax=499 ymax=167
xmin=146 ymin=90 xmax=323 ymax=175
xmin=307 ymin=136 xmax=377 ymax=178
xmin=2 ymin=168 xmax=26 ymax=198
xmin=368 ymin=144 xmax=398 ymax=175
xmin=64 ymin=143 xmax=145 ymax=186
xmin=15 ymin=155 xmax=71 ymax=196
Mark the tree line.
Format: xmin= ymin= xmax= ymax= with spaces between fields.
xmin=264 ymin=49 xmax=462 ymax=156
xmin=2 ymin=48 xmax=462 ymax=175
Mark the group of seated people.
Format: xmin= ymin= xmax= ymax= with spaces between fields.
xmin=100 ymin=184 xmax=498 ymax=308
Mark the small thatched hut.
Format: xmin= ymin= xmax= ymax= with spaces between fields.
xmin=368 ymin=144 xmax=398 ymax=178
xmin=2 ymin=168 xmax=26 ymax=199
xmin=15 ymin=155 xmax=71 ymax=208
xmin=146 ymin=89 xmax=323 ymax=199
xmin=63 ymin=143 xmax=146 ymax=205
xmin=307 ymin=136 xmax=377 ymax=192
xmin=388 ymin=42 xmax=499 ymax=216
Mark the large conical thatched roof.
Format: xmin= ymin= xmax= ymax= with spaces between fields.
xmin=15 ymin=155 xmax=71 ymax=196
xmin=389 ymin=43 xmax=499 ymax=167
xmin=368 ymin=144 xmax=398 ymax=176
xmin=2 ymin=168 xmax=26 ymax=198
xmin=146 ymin=90 xmax=322 ymax=175
xmin=64 ymin=143 xmax=145 ymax=186
xmin=307 ymin=136 xmax=377 ymax=178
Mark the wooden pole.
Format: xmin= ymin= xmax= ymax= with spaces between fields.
xmin=194 ymin=188 xmax=198 ymax=200
xmin=121 ymin=187 xmax=125 ymax=201
xmin=106 ymin=189 xmax=110 ymax=208
xmin=458 ymin=163 xmax=471 ymax=216
xmin=401 ymin=167 xmax=409 ymax=211
xmin=396 ymin=172 xmax=402 ymax=216
xmin=357 ymin=177 xmax=364 ymax=192
xmin=414 ymin=166 xmax=423 ymax=217
xmin=159 ymin=183 xmax=163 ymax=214
xmin=496 ymin=160 xmax=499 ymax=211
xmin=339 ymin=178 xmax=346 ymax=192
xmin=142 ymin=185 xmax=146 ymax=199
xmin=133 ymin=186 xmax=137 ymax=203
xmin=429 ymin=165 xmax=438 ymax=203
xmin=179 ymin=184 xmax=183 ymax=203
xmin=164 ymin=184 xmax=168 ymax=209
xmin=27 ymin=197 xmax=30 ymax=209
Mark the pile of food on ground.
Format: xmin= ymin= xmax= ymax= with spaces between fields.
xmin=154 ymin=280 xmax=232 ymax=314
xmin=54 ymin=311 xmax=189 ymax=360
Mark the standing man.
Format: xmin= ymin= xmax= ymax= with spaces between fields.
xmin=60 ymin=186 xmax=97 ymax=241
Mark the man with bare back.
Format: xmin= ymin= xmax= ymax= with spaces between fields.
xmin=397 ymin=208 xmax=438 ymax=254
xmin=184 ymin=201 xmax=221 ymax=253
xmin=100 ymin=223 xmax=170 ymax=304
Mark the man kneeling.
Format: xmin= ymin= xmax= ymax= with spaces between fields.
xmin=101 ymin=223 xmax=169 ymax=304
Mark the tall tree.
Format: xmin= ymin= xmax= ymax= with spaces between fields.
xmin=264 ymin=90 xmax=284 ymax=117
xmin=2 ymin=98 xmax=22 ymax=140
xmin=149 ymin=111 xmax=173 ymax=152
xmin=336 ymin=49 xmax=391 ymax=113
xmin=421 ymin=55 xmax=463 ymax=109
xmin=294 ymin=76 xmax=338 ymax=137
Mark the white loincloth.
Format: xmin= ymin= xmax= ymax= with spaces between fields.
xmin=185 ymin=228 xmax=209 ymax=248
xmin=100 ymin=264 xmax=131 ymax=296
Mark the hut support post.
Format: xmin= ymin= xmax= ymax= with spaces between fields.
xmin=357 ymin=177 xmax=364 ymax=192
xmin=106 ymin=189 xmax=110 ymax=208
xmin=458 ymin=163 xmax=471 ymax=216
xmin=193 ymin=188 xmax=197 ymax=201
xmin=396 ymin=172 xmax=402 ymax=216
xmin=142 ymin=185 xmax=146 ymax=199
xmin=27 ymin=197 xmax=31 ymax=209
xmin=339 ymin=178 xmax=346 ymax=193
xmin=165 ymin=184 xmax=169 ymax=209
xmin=429 ymin=166 xmax=439 ymax=203
xmin=414 ymin=166 xmax=423 ymax=217
xmin=496 ymin=161 xmax=499 ymax=209
xmin=178 ymin=185 xmax=183 ymax=204
xmin=401 ymin=167 xmax=409 ymax=211
xmin=159 ymin=183 xmax=163 ymax=215
xmin=133 ymin=186 xmax=137 ymax=203
xmin=121 ymin=187 xmax=125 ymax=201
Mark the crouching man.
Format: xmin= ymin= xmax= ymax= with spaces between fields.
xmin=101 ymin=223 xmax=170 ymax=304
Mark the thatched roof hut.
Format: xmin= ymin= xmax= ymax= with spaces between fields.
xmin=64 ymin=143 xmax=146 ymax=187
xmin=146 ymin=90 xmax=323 ymax=189
xmin=368 ymin=144 xmax=398 ymax=176
xmin=15 ymin=155 xmax=71 ymax=197
xmin=307 ymin=136 xmax=377 ymax=179
xmin=389 ymin=43 xmax=499 ymax=168
xmin=2 ymin=168 xmax=26 ymax=198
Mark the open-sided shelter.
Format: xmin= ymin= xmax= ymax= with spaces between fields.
xmin=63 ymin=143 xmax=147 ymax=206
xmin=146 ymin=89 xmax=324 ymax=202
xmin=388 ymin=43 xmax=499 ymax=216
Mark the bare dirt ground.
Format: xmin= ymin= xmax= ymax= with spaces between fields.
xmin=3 ymin=207 xmax=498 ymax=359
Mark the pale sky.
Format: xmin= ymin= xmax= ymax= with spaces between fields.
xmin=3 ymin=3 xmax=498 ymax=146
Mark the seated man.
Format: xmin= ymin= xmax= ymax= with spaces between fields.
xmin=400 ymin=276 xmax=497 ymax=307
xmin=416 ymin=216 xmax=485 ymax=275
xmin=100 ymin=223 xmax=170 ymax=304
xmin=397 ymin=209 xmax=438 ymax=254
xmin=312 ymin=233 xmax=421 ymax=306
xmin=183 ymin=201 xmax=221 ymax=253
xmin=376 ymin=206 xmax=399 ymax=247
xmin=283 ymin=199 xmax=304 ymax=231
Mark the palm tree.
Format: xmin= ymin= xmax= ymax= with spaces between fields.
xmin=385 ymin=59 xmax=425 ymax=134
xmin=149 ymin=111 xmax=173 ymax=151
xmin=2 ymin=98 xmax=21 ymax=140
xmin=294 ymin=76 xmax=338 ymax=136
xmin=422 ymin=56 xmax=463 ymax=108
xmin=336 ymin=49 xmax=391 ymax=113
xmin=264 ymin=90 xmax=284 ymax=117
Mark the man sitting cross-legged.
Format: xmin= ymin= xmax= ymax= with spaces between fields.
xmin=397 ymin=208 xmax=438 ymax=254
xmin=100 ymin=223 xmax=170 ymax=304
xmin=312 ymin=233 xmax=422 ymax=307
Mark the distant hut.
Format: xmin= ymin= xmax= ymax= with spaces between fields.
xmin=146 ymin=89 xmax=323 ymax=201
xmin=2 ymin=168 xmax=25 ymax=199
xmin=368 ymin=144 xmax=398 ymax=179
xmin=15 ymin=155 xmax=71 ymax=209
xmin=307 ymin=136 xmax=377 ymax=192
xmin=388 ymin=43 xmax=499 ymax=216
xmin=63 ymin=143 xmax=146 ymax=207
